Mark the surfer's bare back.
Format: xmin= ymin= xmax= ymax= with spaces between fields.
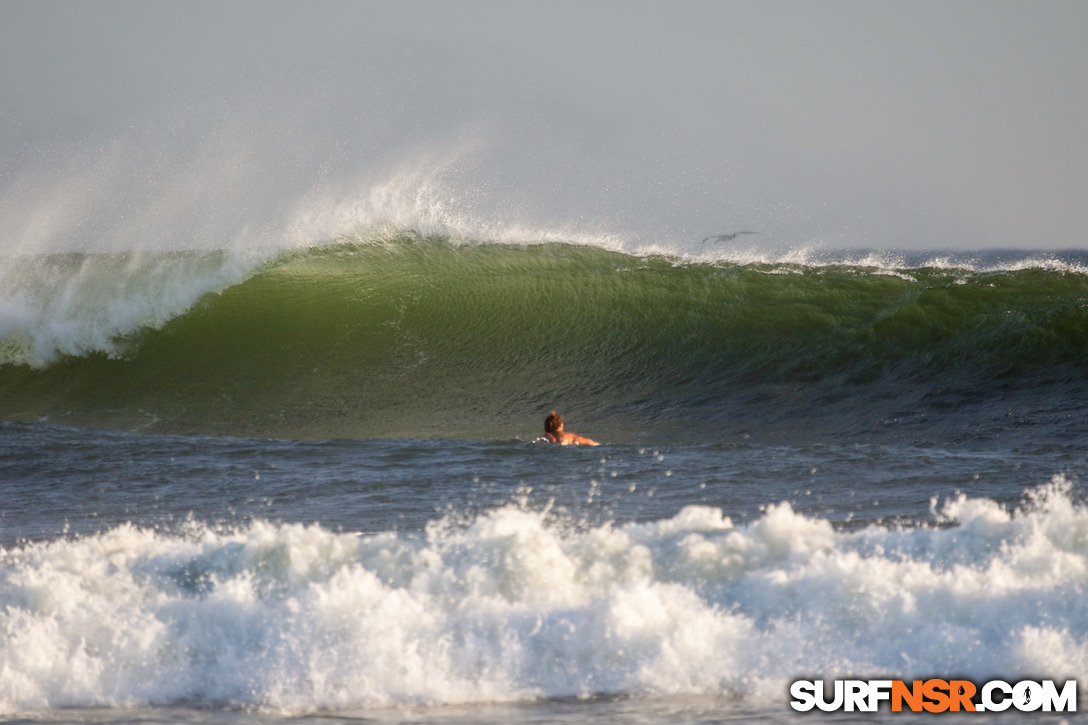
xmin=543 ymin=411 xmax=599 ymax=446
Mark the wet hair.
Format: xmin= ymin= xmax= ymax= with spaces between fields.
xmin=544 ymin=411 xmax=563 ymax=434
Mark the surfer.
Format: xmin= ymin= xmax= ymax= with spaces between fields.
xmin=543 ymin=411 xmax=599 ymax=446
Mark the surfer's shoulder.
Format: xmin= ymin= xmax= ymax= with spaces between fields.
xmin=561 ymin=432 xmax=599 ymax=446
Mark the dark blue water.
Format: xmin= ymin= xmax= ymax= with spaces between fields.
xmin=3 ymin=420 xmax=1072 ymax=547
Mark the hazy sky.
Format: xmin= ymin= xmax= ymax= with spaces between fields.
xmin=2 ymin=0 xmax=1086 ymax=251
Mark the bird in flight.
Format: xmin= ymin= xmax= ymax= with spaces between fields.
xmin=702 ymin=231 xmax=759 ymax=243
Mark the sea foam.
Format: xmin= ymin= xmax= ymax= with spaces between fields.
xmin=1 ymin=478 xmax=1085 ymax=715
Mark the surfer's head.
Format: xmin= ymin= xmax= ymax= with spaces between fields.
xmin=544 ymin=411 xmax=563 ymax=434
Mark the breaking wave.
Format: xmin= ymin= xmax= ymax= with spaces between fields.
xmin=2 ymin=233 xmax=1088 ymax=443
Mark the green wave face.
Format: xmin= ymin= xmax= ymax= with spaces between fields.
xmin=3 ymin=237 xmax=1088 ymax=444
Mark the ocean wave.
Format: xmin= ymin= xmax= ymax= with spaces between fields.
xmin=0 ymin=478 xmax=1084 ymax=714
xmin=1 ymin=234 xmax=1087 ymax=443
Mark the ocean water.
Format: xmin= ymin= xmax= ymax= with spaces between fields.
xmin=2 ymin=233 xmax=1087 ymax=723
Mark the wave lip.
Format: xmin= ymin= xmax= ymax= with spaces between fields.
xmin=0 ymin=479 xmax=1084 ymax=714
